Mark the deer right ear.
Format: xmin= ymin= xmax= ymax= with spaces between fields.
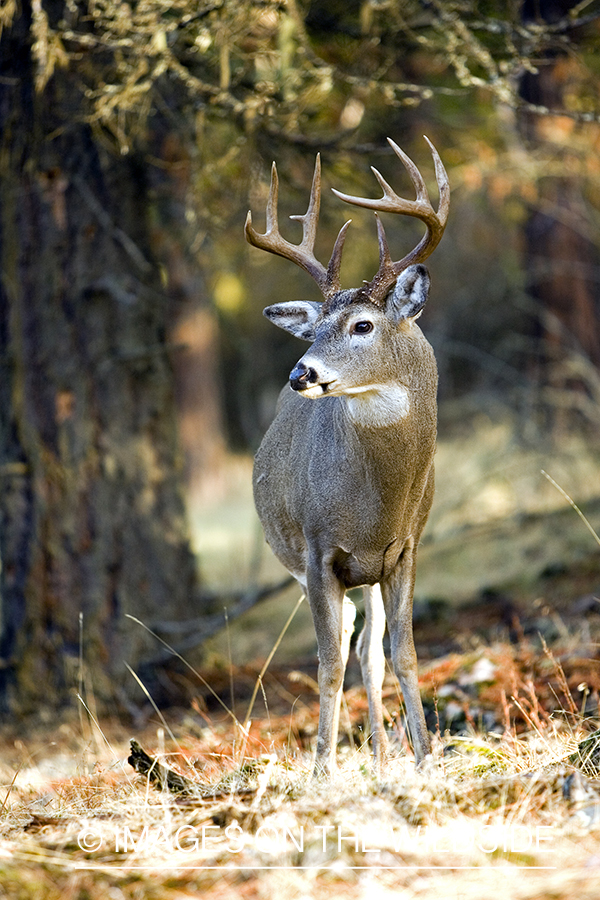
xmin=263 ymin=301 xmax=321 ymax=341
xmin=387 ymin=264 xmax=431 ymax=322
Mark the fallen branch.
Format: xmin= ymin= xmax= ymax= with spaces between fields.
xmin=569 ymin=728 xmax=600 ymax=774
xmin=128 ymin=739 xmax=203 ymax=796
xmin=127 ymin=739 xmax=259 ymax=800
xmin=144 ymin=576 xmax=295 ymax=663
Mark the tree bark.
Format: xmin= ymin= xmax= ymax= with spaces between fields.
xmin=0 ymin=1 xmax=202 ymax=713
xmin=145 ymin=126 xmax=227 ymax=502
xmin=519 ymin=0 xmax=600 ymax=428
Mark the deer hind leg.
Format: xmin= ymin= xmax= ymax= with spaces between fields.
xmin=357 ymin=584 xmax=389 ymax=772
xmin=307 ymin=564 xmax=356 ymax=775
xmin=331 ymin=595 xmax=356 ymax=761
xmin=382 ymin=540 xmax=431 ymax=765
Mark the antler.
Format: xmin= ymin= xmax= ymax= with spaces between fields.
xmin=332 ymin=136 xmax=450 ymax=306
xmin=245 ymin=155 xmax=352 ymax=299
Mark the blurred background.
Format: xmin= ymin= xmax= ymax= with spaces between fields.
xmin=1 ymin=0 xmax=600 ymax=717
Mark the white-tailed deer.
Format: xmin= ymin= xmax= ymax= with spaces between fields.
xmin=246 ymin=137 xmax=449 ymax=774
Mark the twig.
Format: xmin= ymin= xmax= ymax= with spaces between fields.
xmin=144 ymin=576 xmax=295 ymax=663
xmin=73 ymin=176 xmax=153 ymax=273
xmin=541 ymin=469 xmax=600 ymax=548
xmin=125 ymin=664 xmax=180 ymax=747
xmin=125 ymin=615 xmax=243 ymax=730
xmin=127 ymin=739 xmax=259 ymax=799
xmin=242 ymin=594 xmax=305 ymax=733
xmin=569 ymin=728 xmax=600 ymax=773
xmin=149 ymin=576 xmax=295 ymax=637
xmin=128 ymin=740 xmax=202 ymax=795
xmin=0 ymin=763 xmax=22 ymax=818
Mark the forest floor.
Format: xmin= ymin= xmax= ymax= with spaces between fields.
xmin=2 ymin=415 xmax=600 ymax=899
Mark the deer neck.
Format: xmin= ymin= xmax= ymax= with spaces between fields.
xmin=342 ymin=383 xmax=410 ymax=428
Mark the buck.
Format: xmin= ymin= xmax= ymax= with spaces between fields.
xmin=245 ymin=137 xmax=449 ymax=774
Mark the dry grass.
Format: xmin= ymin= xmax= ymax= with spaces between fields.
xmin=2 ymin=634 xmax=600 ymax=900
xmin=2 ymin=419 xmax=599 ymax=897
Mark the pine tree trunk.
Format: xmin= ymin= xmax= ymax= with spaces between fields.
xmin=519 ymin=0 xmax=600 ymax=429
xmin=0 ymin=2 xmax=201 ymax=713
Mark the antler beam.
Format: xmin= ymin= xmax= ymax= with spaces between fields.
xmin=245 ymin=155 xmax=351 ymax=299
xmin=332 ymin=137 xmax=450 ymax=305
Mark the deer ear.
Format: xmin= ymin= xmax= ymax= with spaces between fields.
xmin=387 ymin=264 xmax=430 ymax=322
xmin=263 ymin=301 xmax=321 ymax=341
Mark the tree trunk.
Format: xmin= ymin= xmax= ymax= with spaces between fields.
xmin=0 ymin=2 xmax=201 ymax=714
xmin=519 ymin=0 xmax=600 ymax=429
xmin=144 ymin=126 xmax=227 ymax=503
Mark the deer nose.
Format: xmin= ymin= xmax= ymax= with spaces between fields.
xmin=290 ymin=362 xmax=317 ymax=391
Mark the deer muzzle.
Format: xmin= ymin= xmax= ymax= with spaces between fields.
xmin=290 ymin=362 xmax=319 ymax=392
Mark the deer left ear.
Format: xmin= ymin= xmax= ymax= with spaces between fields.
xmin=263 ymin=300 xmax=321 ymax=341
xmin=387 ymin=264 xmax=430 ymax=322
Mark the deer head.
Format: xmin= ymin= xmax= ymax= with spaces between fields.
xmin=245 ymin=138 xmax=449 ymax=411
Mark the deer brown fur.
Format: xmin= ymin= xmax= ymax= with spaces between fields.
xmin=246 ymin=138 xmax=449 ymax=774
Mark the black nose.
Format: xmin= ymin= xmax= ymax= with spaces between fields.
xmin=290 ymin=362 xmax=317 ymax=392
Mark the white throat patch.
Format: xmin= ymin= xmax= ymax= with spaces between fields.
xmin=344 ymin=384 xmax=410 ymax=427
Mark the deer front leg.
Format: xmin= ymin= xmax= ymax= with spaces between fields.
xmin=382 ymin=540 xmax=431 ymax=765
xmin=306 ymin=561 xmax=355 ymax=775
xmin=357 ymin=584 xmax=389 ymax=773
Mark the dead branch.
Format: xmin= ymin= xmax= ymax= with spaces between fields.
xmin=128 ymin=739 xmax=203 ymax=796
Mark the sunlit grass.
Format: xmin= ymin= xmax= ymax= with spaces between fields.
xmin=1 ymin=639 xmax=600 ymax=899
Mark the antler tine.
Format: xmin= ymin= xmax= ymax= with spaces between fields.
xmin=265 ymin=161 xmax=280 ymax=234
xmin=289 ymin=152 xmax=322 ymax=253
xmin=326 ymin=218 xmax=352 ymax=294
xmin=423 ymin=135 xmax=451 ymax=225
xmin=245 ymin=155 xmax=350 ymax=298
xmin=374 ymin=212 xmax=392 ymax=269
xmin=331 ymin=136 xmax=450 ymax=305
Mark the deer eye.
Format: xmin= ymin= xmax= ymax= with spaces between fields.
xmin=351 ymin=320 xmax=374 ymax=335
